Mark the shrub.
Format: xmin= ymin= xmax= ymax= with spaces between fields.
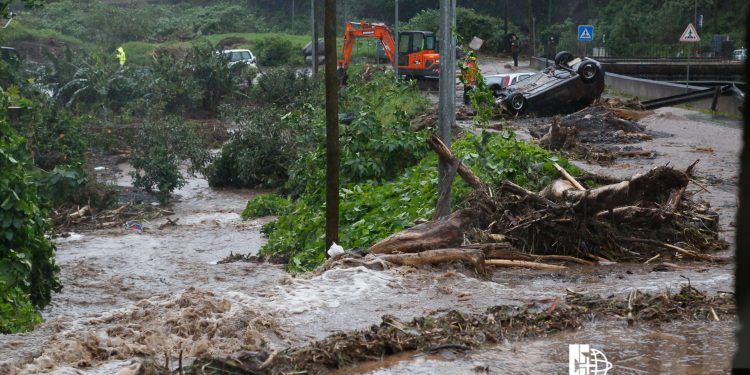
xmin=185 ymin=41 xmax=241 ymax=114
xmin=0 ymin=112 xmax=61 ymax=333
xmin=208 ymin=104 xmax=317 ymax=189
xmin=250 ymin=66 xmax=323 ymax=107
xmin=241 ymin=193 xmax=291 ymax=219
xmin=51 ymin=51 xmax=143 ymax=115
xmin=35 ymin=163 xmax=88 ymax=206
xmin=254 ymin=36 xmax=296 ymax=67
xmin=130 ymin=117 xmax=210 ymax=201
xmin=144 ymin=52 xmax=203 ymax=114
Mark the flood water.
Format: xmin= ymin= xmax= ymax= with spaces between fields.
xmin=0 ymin=103 xmax=740 ymax=374
xmin=339 ymin=321 xmax=735 ymax=374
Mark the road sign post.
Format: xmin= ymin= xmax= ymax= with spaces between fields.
xmin=680 ymin=23 xmax=701 ymax=90
xmin=578 ymin=25 xmax=593 ymax=56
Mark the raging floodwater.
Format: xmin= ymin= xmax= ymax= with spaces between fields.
xmin=0 ymin=106 xmax=739 ymax=374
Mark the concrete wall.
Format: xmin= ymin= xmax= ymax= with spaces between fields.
xmin=530 ymin=57 xmax=744 ymax=118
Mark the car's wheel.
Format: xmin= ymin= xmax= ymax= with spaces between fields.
xmin=554 ymin=51 xmax=574 ymax=67
xmin=505 ymin=92 xmax=526 ymax=115
xmin=489 ymin=84 xmax=502 ymax=98
xmin=577 ymin=61 xmax=601 ymax=83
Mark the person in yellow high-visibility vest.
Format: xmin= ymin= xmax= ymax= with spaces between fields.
xmin=461 ymin=52 xmax=479 ymax=105
xmin=116 ymin=47 xmax=126 ymax=66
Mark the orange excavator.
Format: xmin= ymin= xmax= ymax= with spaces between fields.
xmin=337 ymin=21 xmax=440 ymax=81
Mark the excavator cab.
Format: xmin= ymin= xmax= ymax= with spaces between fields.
xmin=396 ymin=31 xmax=439 ymax=78
xmin=338 ymin=21 xmax=440 ymax=81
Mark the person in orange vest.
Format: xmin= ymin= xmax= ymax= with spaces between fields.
xmin=462 ymin=52 xmax=479 ymax=105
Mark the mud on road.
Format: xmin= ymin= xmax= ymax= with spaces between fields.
xmin=0 ymin=103 xmax=740 ymax=374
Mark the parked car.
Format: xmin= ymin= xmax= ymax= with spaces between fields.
xmin=733 ymin=48 xmax=747 ymax=62
xmin=496 ymin=51 xmax=605 ymax=116
xmin=221 ymin=49 xmax=257 ymax=68
xmin=485 ymin=72 xmax=533 ymax=97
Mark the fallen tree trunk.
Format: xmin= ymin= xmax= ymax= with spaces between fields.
xmin=69 ymin=205 xmax=90 ymax=220
xmin=541 ymin=166 xmax=689 ymax=214
xmin=370 ymin=209 xmax=481 ymax=254
xmin=485 ymin=259 xmax=567 ymax=271
xmin=533 ymin=254 xmax=594 ymax=266
xmin=379 ymin=248 xmax=485 ymax=273
xmin=461 ymin=242 xmax=534 ymax=261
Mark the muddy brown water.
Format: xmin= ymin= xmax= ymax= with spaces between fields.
xmin=0 ymin=104 xmax=739 ymax=374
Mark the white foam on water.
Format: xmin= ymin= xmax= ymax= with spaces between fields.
xmin=266 ymin=267 xmax=397 ymax=315
xmin=54 ymin=233 xmax=85 ymax=244
xmin=177 ymin=212 xmax=242 ymax=225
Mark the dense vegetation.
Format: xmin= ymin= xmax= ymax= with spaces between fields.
xmin=0 ymin=96 xmax=61 ymax=334
xmin=1 ymin=0 xmax=745 ymax=64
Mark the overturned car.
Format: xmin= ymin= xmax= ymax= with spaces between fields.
xmin=497 ymin=52 xmax=605 ymax=116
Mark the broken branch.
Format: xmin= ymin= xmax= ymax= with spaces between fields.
xmin=553 ymin=162 xmax=585 ymax=191
xmin=617 ymin=237 xmax=731 ymax=263
xmin=426 ymin=134 xmax=487 ymax=193
xmin=378 ymin=248 xmax=486 ymax=274
xmin=485 ymin=259 xmax=567 ymax=272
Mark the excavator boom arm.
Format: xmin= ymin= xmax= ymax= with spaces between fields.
xmin=338 ymin=21 xmax=397 ymax=69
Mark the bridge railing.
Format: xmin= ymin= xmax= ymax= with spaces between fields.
xmin=544 ymin=43 xmax=736 ymax=62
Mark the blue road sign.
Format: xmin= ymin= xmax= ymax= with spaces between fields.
xmin=578 ymin=25 xmax=594 ymax=41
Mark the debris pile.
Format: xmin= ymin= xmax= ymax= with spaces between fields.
xmin=530 ymin=99 xmax=654 ymax=163
xmin=481 ymin=167 xmax=728 ymax=261
xmin=158 ymin=285 xmax=733 ymax=375
xmin=348 ymin=135 xmax=729 ymax=273
xmin=51 ymin=202 xmax=171 ymax=230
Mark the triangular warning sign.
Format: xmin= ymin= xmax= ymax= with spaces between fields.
xmin=680 ymin=23 xmax=700 ymax=42
xmin=580 ymin=29 xmax=591 ymax=39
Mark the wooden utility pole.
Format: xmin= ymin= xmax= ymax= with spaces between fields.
xmin=311 ymin=0 xmax=319 ymax=75
xmin=324 ymin=0 xmax=339 ymax=251
xmin=437 ymin=0 xmax=456 ymax=218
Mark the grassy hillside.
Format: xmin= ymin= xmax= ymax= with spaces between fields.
xmin=4 ymin=0 xmax=745 ymax=63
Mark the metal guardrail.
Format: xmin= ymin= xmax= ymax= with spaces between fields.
xmin=641 ymin=84 xmax=743 ymax=110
